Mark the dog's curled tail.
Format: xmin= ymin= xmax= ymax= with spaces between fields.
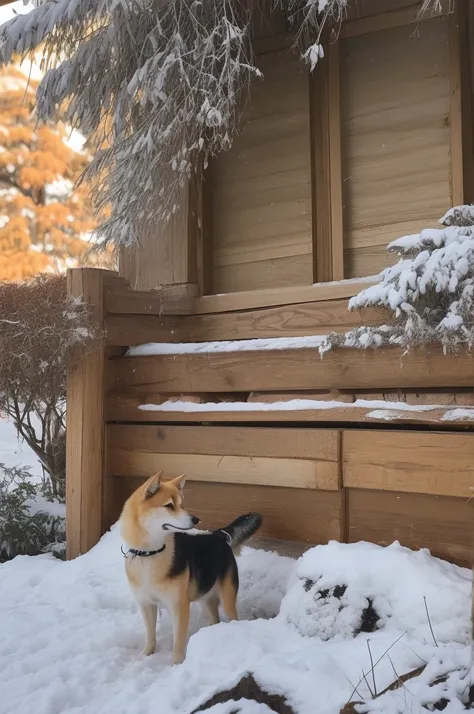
xmin=214 ymin=513 xmax=262 ymax=552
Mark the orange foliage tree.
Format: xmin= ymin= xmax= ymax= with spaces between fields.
xmin=0 ymin=65 xmax=95 ymax=280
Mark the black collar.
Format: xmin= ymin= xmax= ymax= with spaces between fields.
xmin=121 ymin=544 xmax=166 ymax=558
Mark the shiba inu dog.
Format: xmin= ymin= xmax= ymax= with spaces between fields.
xmin=120 ymin=471 xmax=262 ymax=664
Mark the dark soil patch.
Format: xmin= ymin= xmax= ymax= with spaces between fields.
xmin=191 ymin=674 xmax=295 ymax=714
xmin=355 ymin=598 xmax=379 ymax=634
xmin=333 ymin=585 xmax=347 ymax=599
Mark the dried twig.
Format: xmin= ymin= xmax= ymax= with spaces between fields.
xmin=424 ymin=596 xmax=439 ymax=648
xmin=367 ymin=640 xmax=377 ymax=696
xmin=387 ymin=654 xmax=415 ymax=697
xmin=362 ymin=669 xmax=375 ymax=699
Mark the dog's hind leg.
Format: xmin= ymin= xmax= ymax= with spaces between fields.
xmin=171 ymin=594 xmax=190 ymax=665
xmin=203 ymin=594 xmax=220 ymax=625
xmin=139 ymin=602 xmax=158 ymax=656
xmin=217 ymin=571 xmax=238 ymax=622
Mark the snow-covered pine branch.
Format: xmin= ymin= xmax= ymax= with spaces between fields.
xmin=320 ymin=206 xmax=474 ymax=356
xmin=0 ymin=0 xmax=350 ymax=247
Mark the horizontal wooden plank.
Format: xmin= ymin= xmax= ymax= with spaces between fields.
xmin=343 ymin=431 xmax=474 ymax=497
xmin=345 ymin=0 xmax=421 ymax=21
xmin=247 ymin=391 xmax=354 ymax=404
xmin=341 ymin=3 xmax=429 ymax=39
xmin=347 ymin=488 xmax=472 ymax=567
xmin=107 ymin=347 xmax=474 ymax=394
xmin=105 ymin=299 xmax=385 ymax=346
xmin=106 ymin=451 xmax=339 ymax=490
xmin=104 ymin=394 xmax=474 ymax=427
xmin=194 ymin=279 xmax=377 ymax=314
xmin=104 ymin=476 xmax=343 ymax=543
xmin=106 ymin=425 xmax=339 ymax=461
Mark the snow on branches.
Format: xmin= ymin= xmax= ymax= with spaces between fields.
xmin=0 ymin=0 xmax=350 ymax=247
xmin=320 ymin=206 xmax=474 ymax=356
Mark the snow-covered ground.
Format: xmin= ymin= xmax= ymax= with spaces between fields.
xmin=0 ymin=529 xmax=471 ymax=714
xmin=0 ymin=413 xmax=41 ymax=477
xmin=0 ymin=413 xmax=64 ymax=520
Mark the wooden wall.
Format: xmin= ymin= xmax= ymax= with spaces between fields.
xmin=117 ymin=0 xmax=471 ymax=300
xmin=197 ymin=0 xmax=470 ymax=296
xmin=340 ymin=16 xmax=452 ymax=278
xmin=67 ymin=269 xmax=474 ymax=567
xmin=104 ymin=424 xmax=474 ymax=567
xmin=210 ymin=48 xmax=312 ymax=293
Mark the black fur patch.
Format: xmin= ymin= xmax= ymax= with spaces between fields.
xmin=214 ymin=513 xmax=262 ymax=548
xmin=169 ymin=532 xmax=238 ymax=597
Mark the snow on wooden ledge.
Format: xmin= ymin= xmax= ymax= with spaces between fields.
xmin=126 ymin=335 xmax=326 ymax=357
xmin=138 ymin=398 xmax=445 ymax=413
xmin=135 ymin=398 xmax=474 ymax=426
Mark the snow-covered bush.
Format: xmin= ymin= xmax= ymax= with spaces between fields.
xmin=0 ymin=463 xmax=65 ymax=562
xmin=0 ymin=275 xmax=100 ymax=499
xmin=320 ymin=205 xmax=474 ymax=355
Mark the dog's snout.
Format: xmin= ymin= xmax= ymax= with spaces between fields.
xmin=191 ymin=515 xmax=200 ymax=525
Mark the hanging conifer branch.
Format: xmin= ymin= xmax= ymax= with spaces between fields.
xmin=0 ymin=0 xmax=440 ymax=247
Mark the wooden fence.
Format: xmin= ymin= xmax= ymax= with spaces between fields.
xmin=66 ymin=268 xmax=474 ymax=565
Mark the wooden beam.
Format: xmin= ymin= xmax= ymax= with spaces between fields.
xmin=105 ymin=299 xmax=385 ymax=346
xmin=66 ymin=268 xmax=107 ymax=559
xmin=449 ymin=9 xmax=465 ymax=206
xmin=347 ymin=488 xmax=472 ymax=567
xmin=119 ymin=183 xmax=197 ymax=291
xmin=328 ymin=41 xmax=345 ymax=281
xmin=106 ymin=425 xmax=340 ymax=461
xmin=107 ymin=346 xmax=474 ymax=394
xmin=458 ymin=0 xmax=474 ymax=203
xmin=310 ymin=43 xmax=333 ymax=282
xmin=341 ymin=2 xmax=438 ymax=39
xmin=106 ymin=451 xmax=339 ymax=490
xmin=343 ymin=430 xmax=474 ymax=498
xmin=199 ymin=166 xmax=214 ymax=295
xmin=192 ymin=279 xmax=376 ymax=314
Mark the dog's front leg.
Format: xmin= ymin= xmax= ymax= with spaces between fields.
xmin=139 ymin=602 xmax=158 ymax=656
xmin=171 ymin=595 xmax=190 ymax=665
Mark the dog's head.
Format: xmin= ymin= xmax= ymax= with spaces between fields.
xmin=140 ymin=471 xmax=199 ymax=535
xmin=121 ymin=471 xmax=200 ymax=547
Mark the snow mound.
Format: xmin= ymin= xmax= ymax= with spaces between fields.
xmin=280 ymin=541 xmax=470 ymax=643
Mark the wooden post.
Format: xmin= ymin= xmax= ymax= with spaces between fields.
xmin=66 ymin=268 xmax=108 ymax=559
xmin=119 ymin=182 xmax=199 ymax=293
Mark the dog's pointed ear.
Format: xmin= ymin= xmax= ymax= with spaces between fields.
xmin=173 ymin=473 xmax=186 ymax=491
xmin=141 ymin=471 xmax=162 ymax=500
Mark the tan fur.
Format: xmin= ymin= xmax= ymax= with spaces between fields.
xmin=120 ymin=472 xmax=238 ymax=665
xmin=217 ymin=570 xmax=238 ymax=622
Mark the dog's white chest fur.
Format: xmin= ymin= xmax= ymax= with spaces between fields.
xmin=126 ymin=555 xmax=174 ymax=608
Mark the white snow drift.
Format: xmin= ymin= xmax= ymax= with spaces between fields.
xmin=0 ymin=528 xmax=471 ymax=714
